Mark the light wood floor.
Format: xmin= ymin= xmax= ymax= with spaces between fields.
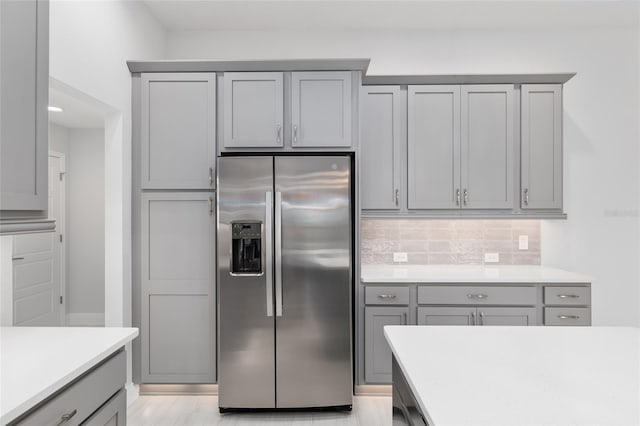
xmin=128 ymin=395 xmax=392 ymax=425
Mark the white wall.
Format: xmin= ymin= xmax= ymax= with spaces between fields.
xmin=66 ymin=129 xmax=105 ymax=323
xmin=168 ymin=24 xmax=640 ymax=326
xmin=49 ymin=1 xmax=165 ymax=331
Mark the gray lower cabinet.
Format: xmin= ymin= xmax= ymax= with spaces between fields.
xmin=141 ymin=73 xmax=216 ymax=189
xmin=360 ymin=86 xmax=403 ymax=210
xmin=223 ymin=72 xmax=284 ymax=148
xmin=0 ymin=0 xmax=49 ymax=215
xmin=141 ymin=192 xmax=216 ymax=383
xmin=11 ymin=350 xmax=127 ymax=425
xmin=364 ymin=306 xmax=409 ymax=383
xmin=406 ymin=84 xmax=514 ymax=211
xmin=521 ymin=84 xmax=562 ymax=210
xmin=417 ymin=306 xmax=536 ymax=326
xmin=291 ymin=71 xmax=352 ymax=147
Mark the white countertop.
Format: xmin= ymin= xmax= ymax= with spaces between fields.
xmin=0 ymin=326 xmax=138 ymax=424
xmin=385 ymin=326 xmax=640 ymax=426
xmin=361 ymin=264 xmax=592 ymax=283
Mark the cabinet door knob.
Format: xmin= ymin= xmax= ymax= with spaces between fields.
xmin=463 ymin=189 xmax=468 ymax=206
xmin=292 ymin=125 xmax=298 ymax=145
xmin=456 ymin=189 xmax=461 ymax=206
xmin=276 ymin=125 xmax=282 ymax=144
xmin=208 ymin=197 xmax=213 ymax=216
xmin=479 ymin=311 xmax=484 ymax=325
xmin=470 ymin=311 xmax=476 ymax=325
xmin=209 ymin=167 xmax=213 ymax=186
xmin=524 ymin=188 xmax=529 ymax=205
xmin=395 ymin=189 xmax=399 ymax=206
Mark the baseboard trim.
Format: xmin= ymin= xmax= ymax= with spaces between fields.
xmin=354 ymin=385 xmax=392 ymax=396
xmin=66 ymin=313 xmax=105 ymax=326
xmin=139 ymin=384 xmax=218 ymax=395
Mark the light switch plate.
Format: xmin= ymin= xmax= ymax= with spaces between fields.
xmin=484 ymin=252 xmax=500 ymax=263
xmin=518 ymin=235 xmax=529 ymax=250
xmin=393 ymin=252 xmax=408 ymax=262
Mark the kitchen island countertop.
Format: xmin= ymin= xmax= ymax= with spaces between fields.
xmin=385 ymin=326 xmax=640 ymax=426
xmin=1 ymin=326 xmax=138 ymax=424
xmin=362 ymin=264 xmax=592 ymax=283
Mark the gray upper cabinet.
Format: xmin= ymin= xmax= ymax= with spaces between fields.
xmin=223 ymin=72 xmax=284 ymax=148
xmin=461 ymin=85 xmax=514 ymax=209
xmin=408 ymin=85 xmax=461 ymax=209
xmin=141 ymin=73 xmax=216 ymax=189
xmin=521 ymin=84 xmax=562 ymax=210
xmin=141 ymin=192 xmax=216 ymax=383
xmin=291 ymin=71 xmax=352 ymax=147
xmin=361 ymin=86 xmax=402 ymax=210
xmin=0 ymin=0 xmax=48 ymax=213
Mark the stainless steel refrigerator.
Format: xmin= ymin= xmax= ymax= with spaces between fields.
xmin=217 ymin=155 xmax=353 ymax=411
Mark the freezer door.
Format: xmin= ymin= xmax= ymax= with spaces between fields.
xmin=218 ymin=156 xmax=276 ymax=409
xmin=274 ymin=156 xmax=353 ymax=408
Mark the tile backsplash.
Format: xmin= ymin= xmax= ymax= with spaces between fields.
xmin=361 ymin=219 xmax=540 ymax=265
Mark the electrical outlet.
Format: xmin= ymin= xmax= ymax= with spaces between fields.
xmin=518 ymin=235 xmax=529 ymax=250
xmin=393 ymin=252 xmax=408 ymax=263
xmin=484 ymin=252 xmax=500 ymax=263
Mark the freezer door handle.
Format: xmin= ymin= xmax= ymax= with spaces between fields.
xmin=275 ymin=191 xmax=283 ymax=317
xmin=265 ymin=192 xmax=274 ymax=317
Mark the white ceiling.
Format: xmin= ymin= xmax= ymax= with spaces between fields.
xmin=49 ymin=87 xmax=105 ymax=129
xmin=143 ymin=0 xmax=639 ymax=32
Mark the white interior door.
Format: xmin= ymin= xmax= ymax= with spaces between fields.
xmin=12 ymin=153 xmax=65 ymax=326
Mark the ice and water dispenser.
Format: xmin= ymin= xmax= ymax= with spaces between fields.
xmin=231 ymin=222 xmax=262 ymax=274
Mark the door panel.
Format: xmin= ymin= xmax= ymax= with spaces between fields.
xmin=361 ymin=86 xmax=402 ymax=210
xmin=141 ymin=73 xmax=216 ymax=189
xmin=291 ymin=72 xmax=352 ymax=147
xmin=408 ymin=85 xmax=461 ymax=209
xmin=141 ymin=192 xmax=215 ymax=383
xmin=12 ymin=233 xmax=59 ymax=326
xmin=479 ymin=307 xmax=537 ymax=326
xmin=417 ymin=307 xmax=474 ymax=326
xmin=461 ymin=85 xmax=514 ymax=209
xmin=275 ymin=156 xmax=352 ymax=408
xmin=223 ymin=72 xmax=284 ymax=147
xmin=521 ymin=84 xmax=562 ymax=209
xmin=218 ymin=157 xmax=275 ymax=408
xmin=365 ymin=306 xmax=409 ymax=383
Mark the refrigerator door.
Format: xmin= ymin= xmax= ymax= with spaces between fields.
xmin=274 ymin=156 xmax=353 ymax=408
xmin=218 ymin=156 xmax=276 ymax=409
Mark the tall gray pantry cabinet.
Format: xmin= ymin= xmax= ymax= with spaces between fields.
xmin=134 ymin=73 xmax=217 ymax=383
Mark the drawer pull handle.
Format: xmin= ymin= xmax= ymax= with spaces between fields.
xmin=558 ymin=315 xmax=580 ymax=320
xmin=467 ymin=293 xmax=488 ymax=299
xmin=11 ymin=257 xmax=25 ymax=261
xmin=470 ymin=311 xmax=476 ymax=325
xmin=557 ymin=294 xmax=580 ymax=299
xmin=56 ymin=409 xmax=77 ymax=425
xmin=378 ymin=294 xmax=397 ymax=299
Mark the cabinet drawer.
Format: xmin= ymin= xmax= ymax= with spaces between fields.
xmin=544 ymin=286 xmax=590 ymax=306
xmin=418 ymin=285 xmax=536 ymax=306
xmin=544 ymin=307 xmax=590 ymax=326
xmin=12 ymin=350 xmax=126 ymax=425
xmin=365 ymin=286 xmax=410 ymax=305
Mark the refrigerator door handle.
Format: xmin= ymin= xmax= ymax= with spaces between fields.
xmin=265 ymin=192 xmax=274 ymax=317
xmin=275 ymin=191 xmax=283 ymax=317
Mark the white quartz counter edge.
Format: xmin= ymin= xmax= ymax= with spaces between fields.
xmin=361 ymin=265 xmax=592 ymax=283
xmin=1 ymin=327 xmax=138 ymax=424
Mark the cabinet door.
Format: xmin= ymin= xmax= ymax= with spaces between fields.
xmin=360 ymin=86 xmax=402 ymax=210
xmin=521 ymin=84 xmax=562 ymax=210
xmin=223 ymin=72 xmax=284 ymax=148
xmin=291 ymin=71 xmax=352 ymax=147
xmin=365 ymin=306 xmax=409 ymax=383
xmin=82 ymin=388 xmax=126 ymax=426
xmin=417 ymin=307 xmax=475 ymax=326
xmin=141 ymin=192 xmax=215 ymax=383
xmin=0 ymin=0 xmax=48 ymax=212
xmin=461 ymin=85 xmax=514 ymax=209
xmin=407 ymin=85 xmax=461 ymax=209
xmin=477 ymin=307 xmax=536 ymax=326
xmin=141 ymin=73 xmax=216 ymax=189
